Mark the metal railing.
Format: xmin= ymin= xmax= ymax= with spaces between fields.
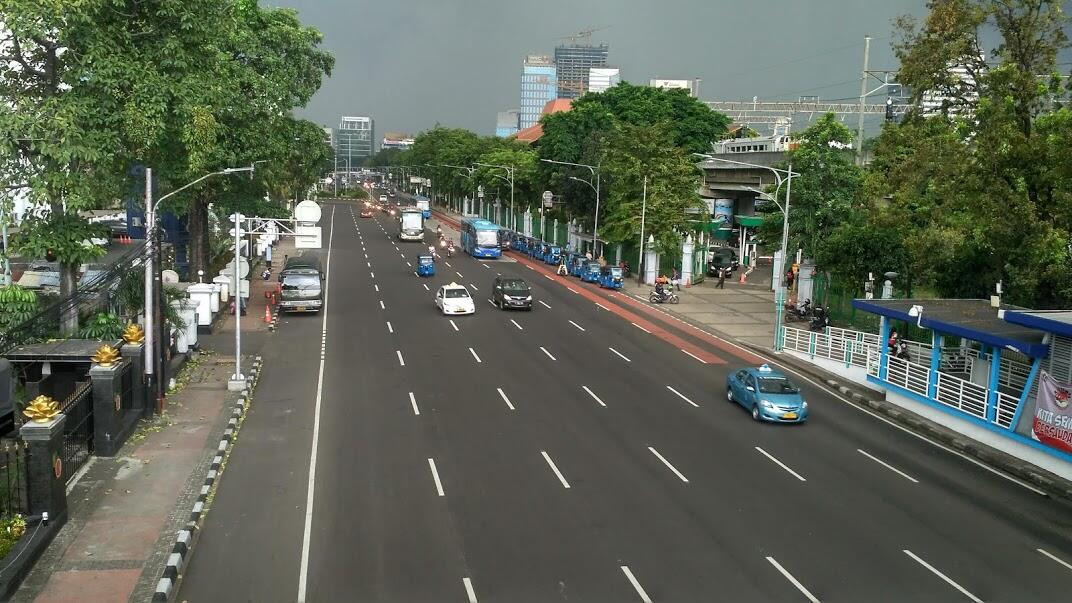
xmin=59 ymin=382 xmax=94 ymax=484
xmin=885 ymin=355 xmax=931 ymax=399
xmin=0 ymin=438 xmax=29 ymax=516
xmin=935 ymin=371 xmax=989 ymax=420
xmin=782 ymin=326 xmax=881 ymax=370
xmin=994 ymin=392 xmax=1020 ymax=429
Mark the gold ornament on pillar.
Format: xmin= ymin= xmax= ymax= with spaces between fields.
xmin=91 ymin=344 xmax=120 ymax=367
xmin=122 ymin=323 xmax=145 ymax=344
xmin=23 ymin=395 xmax=60 ymax=423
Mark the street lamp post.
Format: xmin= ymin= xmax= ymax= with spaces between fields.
xmin=442 ymin=164 xmax=477 ymax=215
xmin=475 ymin=163 xmax=515 ymax=231
xmin=540 ymin=159 xmax=601 ymax=257
xmin=695 ymin=154 xmax=798 ymax=349
xmin=143 ymin=165 xmax=255 ymax=408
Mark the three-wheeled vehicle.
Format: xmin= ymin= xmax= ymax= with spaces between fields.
xmin=416 ymin=254 xmax=436 ymax=277
xmin=567 ymin=253 xmax=586 ymax=277
xmin=543 ymin=246 xmax=562 ymax=265
xmin=581 ymin=261 xmax=602 ymax=283
xmin=599 ymin=265 xmax=625 ymax=289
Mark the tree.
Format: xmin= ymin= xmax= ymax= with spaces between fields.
xmin=599 ymin=123 xmax=702 ymax=254
xmin=471 ymin=146 xmax=539 ymax=210
xmin=757 ymin=114 xmax=864 ymax=260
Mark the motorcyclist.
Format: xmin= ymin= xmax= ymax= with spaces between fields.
xmin=655 ymin=273 xmax=670 ymax=300
xmin=435 ymin=224 xmax=443 ymax=238
xmin=447 ymin=238 xmax=455 ymax=257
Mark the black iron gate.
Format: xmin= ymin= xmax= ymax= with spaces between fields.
xmin=59 ymin=381 xmax=93 ymax=484
xmin=0 ymin=437 xmax=29 ymax=516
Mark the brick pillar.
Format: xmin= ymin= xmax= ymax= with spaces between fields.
xmin=89 ymin=361 xmax=126 ymax=457
xmin=121 ymin=343 xmax=149 ymax=418
xmin=20 ymin=415 xmax=68 ymax=524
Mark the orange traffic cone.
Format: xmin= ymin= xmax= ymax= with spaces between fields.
xmin=264 ymin=305 xmax=272 ymax=324
xmin=739 ymin=271 xmax=747 ymax=284
xmin=685 ymin=277 xmax=691 ymax=288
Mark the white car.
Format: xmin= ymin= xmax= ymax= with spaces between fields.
xmin=435 ymin=282 xmax=475 ymax=315
xmin=379 ymin=194 xmax=387 ymax=203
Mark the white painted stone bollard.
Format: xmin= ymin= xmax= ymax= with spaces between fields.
xmin=187 ymin=283 xmax=215 ymax=327
xmin=213 ymin=275 xmax=231 ymax=304
xmin=643 ymin=234 xmax=658 ymax=286
xmin=681 ymin=234 xmax=694 ymax=287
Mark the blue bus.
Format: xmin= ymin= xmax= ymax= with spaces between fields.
xmin=415 ymin=195 xmax=431 ymax=219
xmin=460 ymin=217 xmax=502 ymax=259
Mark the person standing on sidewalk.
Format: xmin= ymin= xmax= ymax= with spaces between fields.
xmin=717 ymin=267 xmax=727 ymax=289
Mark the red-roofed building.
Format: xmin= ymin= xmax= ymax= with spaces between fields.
xmin=514 ymin=98 xmax=573 ymax=143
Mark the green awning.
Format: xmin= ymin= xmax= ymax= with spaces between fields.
xmin=736 ymin=215 xmax=764 ymax=228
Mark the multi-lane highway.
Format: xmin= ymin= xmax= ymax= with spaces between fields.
xmin=180 ymin=198 xmax=1072 ymax=602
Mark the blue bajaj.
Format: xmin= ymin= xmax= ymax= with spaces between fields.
xmin=544 ymin=246 xmax=562 ymax=265
xmin=581 ymin=261 xmax=602 ymax=283
xmin=569 ymin=255 xmax=586 ymax=277
xmin=599 ymin=265 xmax=624 ymax=289
xmin=416 ymin=254 xmax=435 ymax=277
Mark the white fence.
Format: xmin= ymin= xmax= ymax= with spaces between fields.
xmin=793 ymin=326 xmax=1027 ymax=430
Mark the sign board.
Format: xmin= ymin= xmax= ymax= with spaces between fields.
xmin=295 ymin=225 xmax=323 ymax=249
xmin=409 ymin=176 xmax=422 ymax=184
xmin=294 ymin=200 xmax=322 ymax=223
xmin=239 ymin=279 xmax=250 ymax=298
xmin=225 ymin=258 xmax=250 ymax=279
xmin=477 ymin=185 xmax=484 ymax=198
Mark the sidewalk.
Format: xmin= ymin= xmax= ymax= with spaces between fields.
xmin=12 ymin=243 xmax=286 ymax=603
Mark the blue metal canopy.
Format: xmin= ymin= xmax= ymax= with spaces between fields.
xmin=851 ymin=299 xmax=1050 ymax=358
xmin=1002 ymin=310 xmax=1072 ymax=338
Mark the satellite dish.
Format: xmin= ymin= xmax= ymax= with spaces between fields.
xmin=225 ymin=257 xmax=250 ymax=279
xmin=295 ymin=200 xmax=322 ymax=223
xmin=161 ymin=270 xmax=180 ymax=284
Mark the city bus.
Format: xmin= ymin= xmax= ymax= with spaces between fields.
xmin=460 ymin=217 xmax=502 ymax=259
xmin=399 ymin=208 xmax=424 ymax=242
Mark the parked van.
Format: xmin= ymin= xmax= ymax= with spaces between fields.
xmin=278 ymin=255 xmax=323 ymax=312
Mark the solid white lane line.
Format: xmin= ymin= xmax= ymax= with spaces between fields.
xmin=379 ymin=300 xmax=385 ymax=310
xmin=582 ymin=385 xmax=606 ymax=407
xmin=620 ymin=566 xmax=653 ymax=603
xmin=409 ymin=392 xmax=420 ymax=416
xmin=449 ymin=319 xmax=459 ymax=332
xmin=423 ymin=283 xmax=430 ymax=291
xmin=541 ymin=451 xmax=571 ymax=489
xmin=469 ymin=347 xmax=482 ymax=363
xmin=1038 ymin=548 xmax=1072 ymax=572
xmin=755 ymin=447 xmax=806 ymax=482
xmin=497 ymin=387 xmax=515 ymax=410
xmin=428 ymin=458 xmax=445 ymax=497
xmin=681 ymin=349 xmax=708 ymax=364
xmin=857 ymin=449 xmax=919 ymax=483
xmin=631 ymin=322 xmax=652 ymax=333
xmin=510 ymin=319 xmax=523 ymax=330
xmin=463 ymin=577 xmax=478 ymax=603
xmin=297 ymin=205 xmax=335 ymax=603
xmin=766 ymin=557 xmax=821 ymax=603
xmin=568 ymin=320 xmax=586 ymax=332
xmin=396 ymin=350 xmax=405 ymax=366
xmin=540 ymin=346 xmax=557 ymax=361
xmin=608 ymin=347 xmax=632 ymax=362
xmin=666 ymin=385 xmax=700 ymax=408
xmin=544 ymin=274 xmax=555 ymax=281
xmin=374 ymin=284 xmax=379 ymax=292
xmin=903 ymin=550 xmax=983 ymax=603
xmin=539 ymin=300 xmax=552 ymax=309
xmin=387 ymin=321 xmax=393 ymax=334
xmin=648 ymin=446 xmax=689 ymax=482
xmin=595 ymin=302 xmax=610 ymax=311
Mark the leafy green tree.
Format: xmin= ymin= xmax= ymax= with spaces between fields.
xmin=599 ymin=124 xmax=702 ymax=254
xmin=757 ymin=114 xmax=864 ymax=259
xmin=471 ymin=147 xmax=539 ymax=211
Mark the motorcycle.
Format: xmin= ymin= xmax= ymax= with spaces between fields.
xmin=808 ymin=306 xmax=830 ymax=332
xmin=447 ymin=245 xmax=455 ymax=258
xmin=649 ymin=287 xmax=679 ymax=304
xmin=784 ymin=299 xmax=812 ymax=322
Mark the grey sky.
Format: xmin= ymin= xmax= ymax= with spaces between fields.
xmin=270 ymin=0 xmax=926 ymax=138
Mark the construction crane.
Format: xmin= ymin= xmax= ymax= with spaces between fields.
xmin=557 ymin=26 xmax=609 ymax=45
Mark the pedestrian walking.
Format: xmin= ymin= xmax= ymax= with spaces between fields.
xmin=556 ymin=256 xmax=569 ymax=276
xmin=785 ymin=268 xmax=795 ymax=289
xmin=717 ymin=267 xmax=726 ymax=289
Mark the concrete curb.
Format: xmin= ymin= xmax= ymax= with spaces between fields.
xmin=152 ymin=354 xmax=263 ymax=602
xmin=741 ymin=342 xmax=1072 ymax=502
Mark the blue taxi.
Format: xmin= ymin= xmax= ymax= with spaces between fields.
xmin=726 ymin=364 xmax=809 ymax=423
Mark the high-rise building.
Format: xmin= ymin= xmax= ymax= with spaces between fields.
xmin=919 ymin=56 xmax=982 ymax=118
xmin=322 ymin=127 xmax=334 ymax=148
xmin=588 ymin=67 xmax=621 ymax=94
xmin=336 ymin=116 xmax=374 ymax=171
xmin=496 ymin=110 xmax=521 ymax=138
xmin=381 ymin=132 xmax=414 ymax=150
xmin=520 ymin=56 xmax=557 ymax=130
xmin=554 ymin=43 xmax=608 ymax=99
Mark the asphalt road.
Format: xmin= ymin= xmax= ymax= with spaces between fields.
xmin=180 ymin=198 xmax=1072 ymax=602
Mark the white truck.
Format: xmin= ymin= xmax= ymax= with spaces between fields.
xmin=399 ymin=209 xmax=424 ymax=241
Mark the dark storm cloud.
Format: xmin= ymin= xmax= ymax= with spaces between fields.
xmin=269 ymin=0 xmax=926 ymax=136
